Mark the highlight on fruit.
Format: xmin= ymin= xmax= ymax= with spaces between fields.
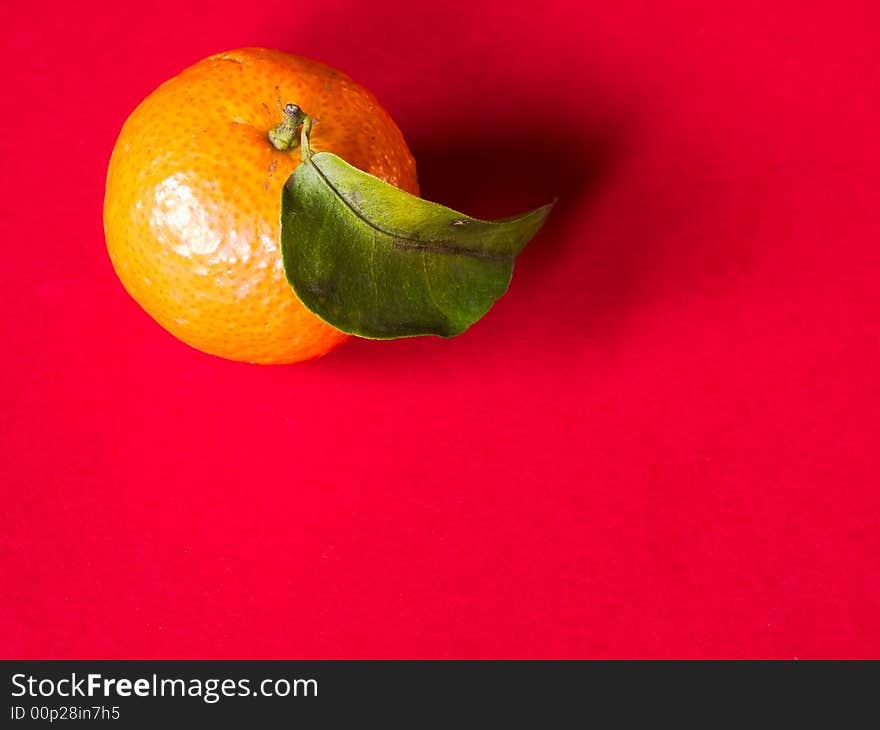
xmin=103 ymin=48 xmax=553 ymax=364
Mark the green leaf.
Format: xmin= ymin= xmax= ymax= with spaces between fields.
xmin=280 ymin=151 xmax=553 ymax=339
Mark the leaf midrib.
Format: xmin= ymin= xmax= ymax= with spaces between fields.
xmin=308 ymin=155 xmax=516 ymax=262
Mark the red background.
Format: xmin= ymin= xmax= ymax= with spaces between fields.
xmin=3 ymin=0 xmax=879 ymax=658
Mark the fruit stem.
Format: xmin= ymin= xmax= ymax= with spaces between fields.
xmin=299 ymin=115 xmax=314 ymax=163
xmin=268 ymin=103 xmax=307 ymax=151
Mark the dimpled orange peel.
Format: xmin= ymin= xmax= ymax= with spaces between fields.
xmin=103 ymin=47 xmax=419 ymax=364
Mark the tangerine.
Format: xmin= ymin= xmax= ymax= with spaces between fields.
xmin=104 ymin=47 xmax=419 ymax=363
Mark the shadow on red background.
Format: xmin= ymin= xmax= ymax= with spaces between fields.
xmin=4 ymin=0 xmax=880 ymax=659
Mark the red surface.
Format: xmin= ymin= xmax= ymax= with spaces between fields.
xmin=2 ymin=0 xmax=879 ymax=659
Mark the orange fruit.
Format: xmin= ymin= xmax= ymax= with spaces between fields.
xmin=104 ymin=47 xmax=419 ymax=363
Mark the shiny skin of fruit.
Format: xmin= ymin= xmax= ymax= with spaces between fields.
xmin=104 ymin=47 xmax=419 ymax=364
